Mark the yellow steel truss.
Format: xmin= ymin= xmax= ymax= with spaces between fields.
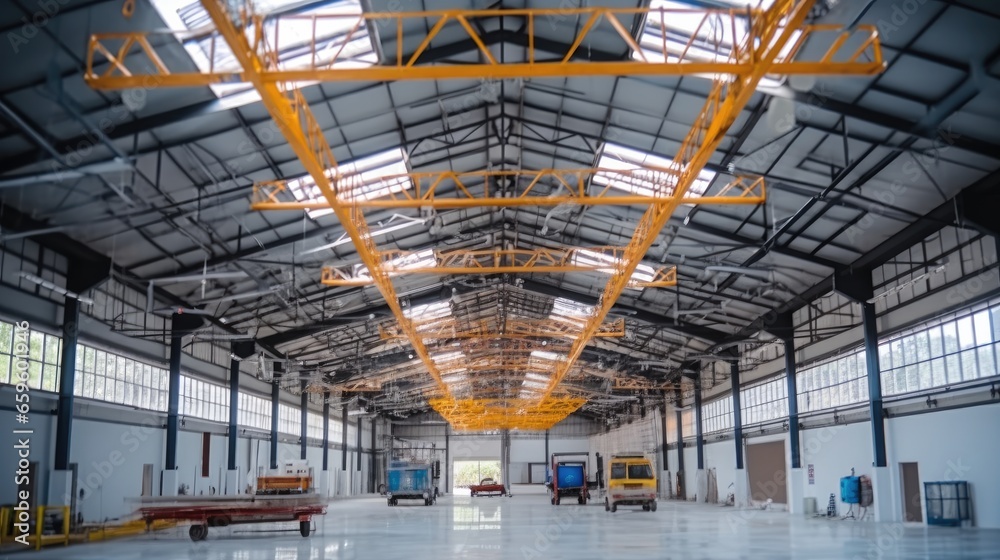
xmin=85 ymin=7 xmax=882 ymax=89
xmin=379 ymin=318 xmax=626 ymax=340
xmin=251 ymin=171 xmax=766 ymax=210
xmin=428 ymin=396 xmax=587 ymax=431
xmin=534 ymin=0 xmax=871 ymax=414
xmin=84 ymin=0 xmax=885 ymax=431
xmin=320 ymin=247 xmax=677 ymax=287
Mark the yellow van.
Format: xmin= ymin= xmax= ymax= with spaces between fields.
xmin=605 ymin=454 xmax=657 ymax=512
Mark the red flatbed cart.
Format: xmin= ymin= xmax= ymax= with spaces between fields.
xmin=136 ymin=496 xmax=326 ymax=541
xmin=469 ymin=478 xmax=508 ymax=497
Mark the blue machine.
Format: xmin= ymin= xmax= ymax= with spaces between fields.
xmin=386 ymin=462 xmax=435 ymax=507
xmin=840 ymin=476 xmax=861 ymax=504
xmin=557 ymin=465 xmax=585 ymax=489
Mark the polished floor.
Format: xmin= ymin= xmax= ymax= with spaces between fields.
xmin=13 ymin=486 xmax=999 ymax=560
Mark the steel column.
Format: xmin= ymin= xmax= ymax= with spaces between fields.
xmin=674 ymin=385 xmax=685 ymax=498
xmin=165 ymin=318 xmax=182 ymax=471
xmin=693 ymin=374 xmax=704 ymax=470
xmin=445 ymin=425 xmax=451 ymax=494
xmin=661 ymin=395 xmax=669 ymax=471
xmin=731 ymin=360 xmax=744 ymax=470
xmin=341 ymin=408 xmax=348 ymax=471
xmin=370 ymin=417 xmax=377 ymax=493
xmin=300 ymin=380 xmax=308 ymax=460
xmin=785 ymin=337 xmax=801 ymax=469
xmin=322 ymin=391 xmax=330 ymax=471
xmin=356 ymin=418 xmax=362 ymax=472
xmin=863 ymin=301 xmax=887 ymax=467
xmin=54 ymin=298 xmax=79 ymax=470
xmin=227 ymin=350 xmax=240 ymax=471
xmin=270 ymin=362 xmax=282 ymax=470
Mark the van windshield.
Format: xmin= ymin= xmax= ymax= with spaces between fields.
xmin=610 ymin=464 xmax=626 ymax=479
xmin=627 ymin=464 xmax=653 ymax=479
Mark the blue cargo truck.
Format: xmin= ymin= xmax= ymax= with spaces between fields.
xmin=550 ymin=453 xmax=589 ymax=505
xmin=386 ymin=462 xmax=436 ymax=506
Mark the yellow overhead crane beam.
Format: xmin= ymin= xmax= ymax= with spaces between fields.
xmin=190 ymin=0 xmax=455 ymax=402
xmin=379 ymin=318 xmax=626 ymax=340
xmin=84 ymin=7 xmax=883 ymax=89
xmin=251 ymin=171 xmax=766 ymax=210
xmin=534 ymin=0 xmax=884 ymax=414
xmin=84 ymin=0 xmax=884 ymax=430
xmin=320 ymin=247 xmax=677 ymax=287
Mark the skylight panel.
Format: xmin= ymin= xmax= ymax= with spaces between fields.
xmin=569 ymin=249 xmax=660 ymax=290
xmin=634 ymin=1 xmax=795 ymax=89
xmin=150 ymin=0 xmax=377 ymax=103
xmin=286 ymin=148 xmax=412 ymax=219
xmin=530 ymin=350 xmax=563 ymax=362
xmin=595 ymin=142 xmax=716 ymax=198
xmin=523 ymin=372 xmax=551 ymax=383
xmin=405 ymin=300 xmax=451 ymax=321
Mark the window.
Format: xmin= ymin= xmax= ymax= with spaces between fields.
xmin=627 ymin=464 xmax=654 ymax=479
xmin=797 ymin=350 xmax=868 ymax=414
xmin=879 ymin=300 xmax=1000 ymax=396
xmin=180 ymin=375 xmax=228 ymax=423
xmin=569 ymin=249 xmax=660 ymax=290
xmin=279 ymin=403 xmax=301 ymax=436
xmin=307 ymin=412 xmax=324 ymax=440
xmin=634 ymin=1 xmax=793 ymax=89
xmin=610 ymin=463 xmax=627 ymax=479
xmin=238 ymin=392 xmax=272 ymax=431
xmin=70 ymin=342 xmax=168 ymax=411
xmin=741 ymin=376 xmax=788 ymax=426
xmin=0 ymin=320 xmax=62 ymax=392
xmin=150 ymin=0 xmax=377 ymax=104
xmin=594 ymin=142 xmax=715 ymax=199
xmin=702 ymin=395 xmax=733 ymax=434
xmin=286 ymin=148 xmax=411 ymax=218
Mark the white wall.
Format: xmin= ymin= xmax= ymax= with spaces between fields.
xmin=0 ymin=397 xmax=56 ymax=508
xmin=800 ymin=421 xmax=873 ymax=509
xmin=703 ymin=439 xmax=736 ymax=502
xmin=886 ymin=404 xmax=1000 ymax=528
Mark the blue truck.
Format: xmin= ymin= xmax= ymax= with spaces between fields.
xmin=386 ymin=462 xmax=436 ymax=506
xmin=549 ymin=453 xmax=590 ymax=505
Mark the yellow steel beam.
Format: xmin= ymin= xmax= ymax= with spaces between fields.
xmin=85 ymin=6 xmax=883 ymax=89
xmin=195 ymin=0 xmax=453 ymax=401
xmin=251 ymin=171 xmax=766 ymax=210
xmin=321 ymin=247 xmax=677 ymax=287
xmin=612 ymin=378 xmax=680 ymax=391
xmin=428 ymin=396 xmax=587 ymax=431
xmin=380 ymin=317 xmax=626 ymax=340
xmin=536 ymin=0 xmax=859 ymax=411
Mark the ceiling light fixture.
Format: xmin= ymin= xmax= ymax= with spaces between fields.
xmin=19 ymin=272 xmax=95 ymax=305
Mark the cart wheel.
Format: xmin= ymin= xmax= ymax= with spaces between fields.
xmin=471 ymin=491 xmax=476 ymax=497
xmin=189 ymin=524 xmax=208 ymax=542
xmin=378 ymin=483 xmax=387 ymax=495
xmin=643 ymin=504 xmax=650 ymax=511
xmin=610 ymin=503 xmax=617 ymax=513
xmin=604 ymin=498 xmax=610 ymax=512
xmin=300 ymin=521 xmax=311 ymax=538
xmin=551 ymin=496 xmax=556 ymax=505
xmin=555 ymin=496 xmax=561 ymax=505
xmin=650 ymin=501 xmax=657 ymax=512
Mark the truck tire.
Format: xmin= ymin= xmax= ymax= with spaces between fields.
xmin=650 ymin=501 xmax=657 ymax=512
xmin=300 ymin=521 xmax=311 ymax=537
xmin=610 ymin=503 xmax=617 ymax=513
xmin=604 ymin=498 xmax=610 ymax=512
xmin=189 ymin=524 xmax=208 ymax=542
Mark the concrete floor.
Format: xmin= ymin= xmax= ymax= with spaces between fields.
xmin=13 ymin=487 xmax=999 ymax=560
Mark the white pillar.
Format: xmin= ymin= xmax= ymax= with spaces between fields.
xmin=787 ymin=468 xmax=805 ymax=514
xmin=225 ymin=469 xmax=241 ymax=495
xmin=695 ymin=469 xmax=708 ymax=503
xmin=319 ymin=471 xmax=330 ymax=498
xmin=871 ymin=466 xmax=896 ymax=522
xmin=161 ymin=470 xmax=179 ymax=497
xmin=734 ymin=468 xmax=750 ymax=508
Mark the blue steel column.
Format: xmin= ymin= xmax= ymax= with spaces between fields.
xmin=863 ymin=301 xmax=887 ymax=467
xmin=54 ymin=299 xmax=79 ymax=470
xmin=227 ymin=349 xmax=240 ymax=471
xmin=300 ymin=380 xmax=308 ymax=460
xmin=674 ymin=385 xmax=684 ymax=497
xmin=693 ymin=373 xmax=704 ymax=470
xmin=730 ymin=359 xmax=744 ymax=470
xmin=322 ymin=391 xmax=330 ymax=471
xmin=270 ymin=361 xmax=283 ymax=470
xmin=661 ymin=394 xmax=669 ymax=471
xmin=165 ymin=317 xmax=183 ymax=471
xmin=341 ymin=407 xmax=348 ymax=471
xmin=785 ymin=337 xmax=801 ymax=469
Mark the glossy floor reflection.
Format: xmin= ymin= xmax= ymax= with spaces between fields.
xmin=20 ymin=488 xmax=1000 ymax=560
